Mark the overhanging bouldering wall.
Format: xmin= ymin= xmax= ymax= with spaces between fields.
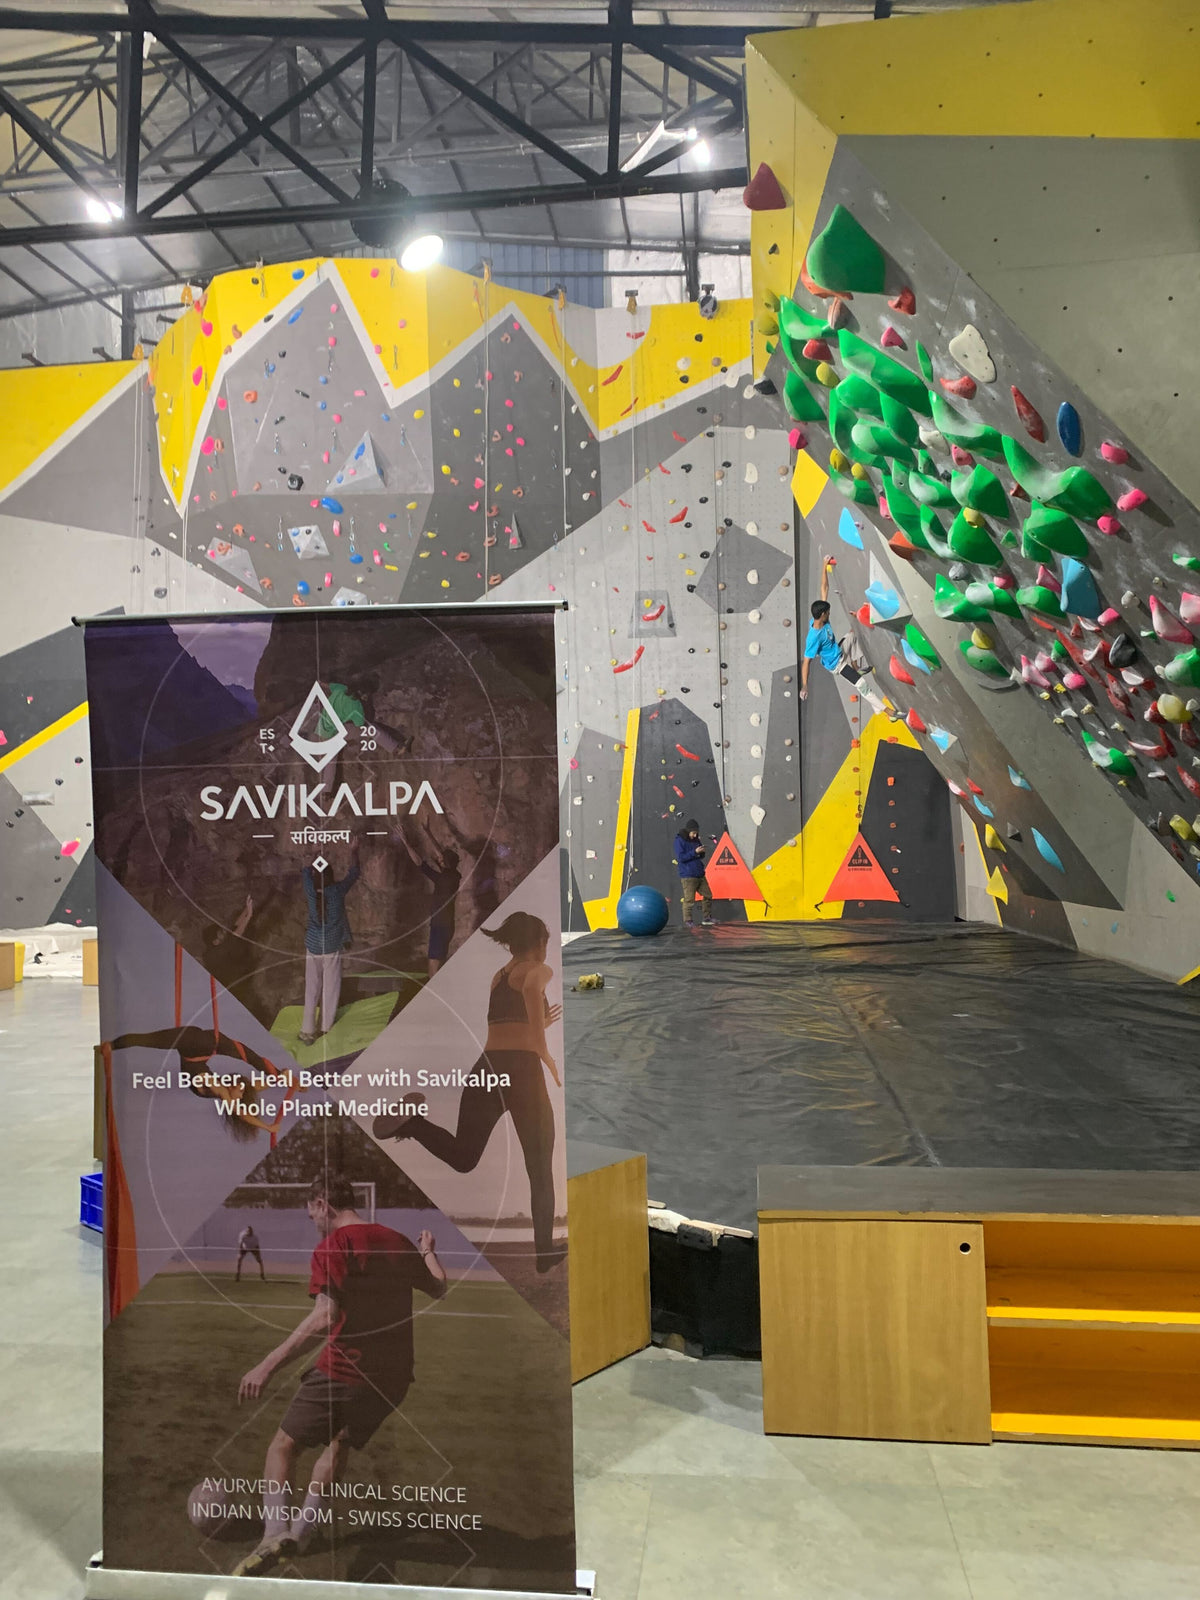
xmin=0 ymin=258 xmax=958 ymax=934
xmin=747 ymin=0 xmax=1200 ymax=981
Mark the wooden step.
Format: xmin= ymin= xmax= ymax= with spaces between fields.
xmin=991 ymin=1360 xmax=1200 ymax=1448
xmin=987 ymin=1267 xmax=1200 ymax=1331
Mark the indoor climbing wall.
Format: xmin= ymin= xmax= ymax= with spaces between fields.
xmin=746 ymin=0 xmax=1200 ymax=980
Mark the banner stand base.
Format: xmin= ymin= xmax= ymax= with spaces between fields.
xmin=86 ymin=1555 xmax=597 ymax=1600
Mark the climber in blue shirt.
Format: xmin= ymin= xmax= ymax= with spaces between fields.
xmin=801 ymin=556 xmax=877 ymax=700
xmin=673 ymin=819 xmax=714 ymax=928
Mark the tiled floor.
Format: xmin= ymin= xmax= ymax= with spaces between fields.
xmin=5 ymin=979 xmax=1200 ymax=1599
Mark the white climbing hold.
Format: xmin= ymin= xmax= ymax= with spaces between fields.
xmin=676 ymin=357 xmax=690 ymax=371
xmin=751 ymin=744 xmax=763 ymax=758
xmin=751 ymin=775 xmax=763 ymax=790
xmin=750 ymin=804 xmax=765 ymax=825
xmin=948 ymin=323 xmax=996 ymax=383
xmin=748 ymin=679 xmax=763 ymax=697
xmin=746 ymin=521 xmax=759 ymax=536
xmin=744 ymin=462 xmax=758 ymax=484
xmin=918 ymin=425 xmax=950 ymax=455
xmin=748 ymin=609 xmax=762 ymax=624
xmin=745 ymin=425 xmax=756 ymax=440
xmin=750 ymin=712 xmax=762 ymax=727
xmin=747 ymin=569 xmax=759 ymax=585
xmin=748 ymin=641 xmax=761 ymax=656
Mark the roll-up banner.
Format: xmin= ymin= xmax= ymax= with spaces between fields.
xmin=81 ymin=605 xmax=574 ymax=1594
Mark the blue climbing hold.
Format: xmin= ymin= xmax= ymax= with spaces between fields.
xmin=349 ymin=552 xmax=363 ymax=564
xmin=320 ymin=496 xmax=343 ymax=514
xmin=319 ymin=375 xmax=328 ymax=385
xmin=381 ymin=413 xmax=390 ymax=422
xmin=975 ymin=799 xmax=994 ymax=818
xmin=1007 ymin=765 xmax=1031 ymax=790
xmin=354 ymin=442 xmax=366 ymax=460
xmin=1059 ymin=556 xmax=1101 ymax=619
xmin=838 ymin=507 xmax=864 ymax=549
xmin=266 ymin=363 xmax=276 ymax=376
xmin=901 ymin=638 xmax=932 ymax=675
xmin=319 ymin=401 xmax=327 ymax=410
xmin=335 ymin=473 xmax=345 ymax=485
xmin=1057 ymin=401 xmax=1082 ymax=456
xmin=1032 ymin=828 xmax=1065 ymax=872
xmin=929 ymin=727 xmax=954 ymax=753
xmin=865 ymin=581 xmax=900 ymax=619
xmin=296 ymin=580 xmax=310 ymax=595
xmin=287 ymin=306 xmax=304 ymax=325
xmin=616 ymin=884 xmax=670 ymax=937
xmin=291 ymin=267 xmax=305 ymax=280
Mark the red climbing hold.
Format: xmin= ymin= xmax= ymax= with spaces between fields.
xmin=823 ymin=833 xmax=899 ymax=905
xmin=906 ymin=708 xmax=927 ymax=734
xmin=669 ymin=507 xmax=688 ymax=524
xmin=613 ymin=645 xmax=645 ymax=674
xmin=601 ymin=365 xmax=624 ymax=386
xmin=1011 ymin=387 xmax=1046 ymax=442
xmin=641 ymin=520 xmax=656 ymax=533
xmin=672 ymin=431 xmax=687 ymax=443
xmin=966 ymin=779 xmax=985 ymax=795
xmin=803 ymin=338 xmax=833 ymax=362
xmin=857 ymin=603 xmax=872 ymax=625
xmin=889 ymin=655 xmax=915 ymax=685
xmin=742 ymin=163 xmax=787 ymax=211
xmin=675 ymin=744 xmax=700 ymax=761
xmin=889 ymin=533 xmax=918 ymax=560
xmin=950 ymin=445 xmax=975 ymax=469
xmin=880 ymin=325 xmax=905 ymax=350
xmin=888 ymin=286 xmax=916 ymax=315
xmin=940 ymin=374 xmax=977 ymax=399
xmin=1179 ymin=765 xmax=1200 ymax=799
xmin=643 ymin=603 xmax=666 ymax=622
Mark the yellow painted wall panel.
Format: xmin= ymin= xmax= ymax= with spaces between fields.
xmin=0 ymin=363 xmax=136 ymax=493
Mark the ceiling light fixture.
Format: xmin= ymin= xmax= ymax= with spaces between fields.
xmin=85 ymin=197 xmax=122 ymax=223
xmin=692 ymin=140 xmax=712 ymax=168
xmin=399 ymin=233 xmax=444 ymax=272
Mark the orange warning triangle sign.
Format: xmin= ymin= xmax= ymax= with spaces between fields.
xmin=705 ymin=831 xmax=764 ymax=901
xmin=823 ymin=831 xmax=900 ymax=903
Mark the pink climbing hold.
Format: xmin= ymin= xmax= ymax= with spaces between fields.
xmin=950 ymin=445 xmax=975 ymax=469
xmin=1180 ymin=593 xmax=1200 ymax=629
xmin=191 ymin=366 xmax=203 ymax=385
xmin=0 ymin=731 xmax=6 ymax=747
xmin=1097 ymin=607 xmax=1121 ymax=626
xmin=1034 ymin=650 xmax=1055 ymax=673
xmin=1117 ymin=487 xmax=1148 ymax=512
xmin=940 ymin=374 xmax=977 ymax=399
xmin=1063 ymin=670 xmax=1087 ymax=690
xmin=880 ymin=325 xmax=905 ymax=350
xmin=879 ymin=494 xmax=891 ymax=517
xmin=1150 ymin=594 xmax=1192 ymax=643
xmin=1101 ymin=441 xmax=1130 ymax=464
xmin=1011 ymin=386 xmax=1046 ymax=443
xmin=888 ymin=286 xmax=916 ymax=315
xmin=332 ymin=413 xmax=342 ymax=424
xmin=1035 ymin=565 xmax=1061 ymax=594
xmin=325 ymin=571 xmax=332 ymax=587
xmin=1021 ymin=656 xmax=1051 ymax=688
xmin=802 ymin=338 xmax=832 ymax=362
xmin=993 ymin=572 xmax=1016 ymax=589
xmin=216 ymin=396 xmax=227 ymax=411
xmin=1098 ymin=514 xmax=1121 ymax=535
xmin=788 ymin=427 xmax=807 ymax=450
xmin=889 ymin=655 xmax=915 ymax=686
xmin=328 ymin=336 xmax=337 ymax=348
xmin=906 ymin=708 xmax=927 ymax=734
xmin=200 ymin=436 xmax=215 ymax=456
xmin=61 ymin=839 xmax=80 ymax=858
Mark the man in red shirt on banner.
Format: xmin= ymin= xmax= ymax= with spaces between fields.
xmin=232 ymin=1172 xmax=447 ymax=1577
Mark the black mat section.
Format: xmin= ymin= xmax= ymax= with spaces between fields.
xmin=564 ymin=922 xmax=1200 ymax=1232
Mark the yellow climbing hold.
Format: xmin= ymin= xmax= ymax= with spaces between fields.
xmin=971 ymin=627 xmax=994 ymax=650
xmin=815 ymin=362 xmax=838 ymax=388
xmin=440 ymin=464 xmax=451 ymax=475
xmin=440 ymin=579 xmax=450 ymax=589
xmin=984 ymin=824 xmax=1006 ymax=852
xmin=413 ymin=409 xmax=425 ymax=418
xmin=986 ymin=866 xmax=1008 ymax=903
xmin=830 ymin=448 xmax=851 ymax=473
xmin=850 ymin=463 xmax=869 ymax=480
xmin=1169 ymin=814 xmax=1196 ymax=842
xmin=406 ymin=501 xmax=418 ymax=510
xmin=962 ymin=508 xmax=986 ymax=527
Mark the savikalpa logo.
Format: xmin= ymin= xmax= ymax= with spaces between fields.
xmin=290 ymin=681 xmax=348 ymax=774
xmin=197 ymin=680 xmax=443 ymax=822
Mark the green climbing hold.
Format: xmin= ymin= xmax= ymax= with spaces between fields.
xmin=832 ymin=474 xmax=878 ymax=505
xmin=935 ymin=573 xmax=991 ymax=622
xmin=1081 ymin=730 xmax=1136 ymax=776
xmin=828 ymin=391 xmax=885 ymax=471
xmin=778 ymin=296 xmax=833 ymax=343
xmin=1173 ymin=551 xmax=1200 ymax=573
xmin=905 ymin=622 xmax=940 ymax=668
xmin=779 ymin=328 xmax=822 ymax=382
xmin=917 ymin=504 xmax=952 ymax=557
xmin=1021 ymin=526 xmax=1055 ymax=564
xmin=1168 ymin=891 xmax=1178 ymax=903
xmin=1015 ymin=583 xmax=1065 ymax=619
xmin=851 ymin=419 xmax=916 ymax=467
xmin=951 ymin=464 xmax=1011 ymax=520
xmin=965 ymin=581 xmax=1022 ymax=618
xmin=928 ymin=393 xmax=1004 ymax=459
xmin=1001 ymin=436 xmax=1112 ymax=519
xmin=948 ymin=511 xmax=1002 ymax=566
xmin=1022 ymin=502 xmax=1091 ymax=561
xmin=1050 ymin=638 xmax=1069 ymax=660
xmin=959 ymin=640 xmax=1010 ymax=677
xmin=883 ymin=475 xmax=924 ymax=541
xmin=916 ymin=342 xmax=934 ymax=383
xmin=1001 ymin=530 xmax=1019 ymax=547
xmin=782 ymin=370 xmax=825 ymax=424
xmin=880 ymin=393 xmax=919 ymax=446
xmin=905 ymin=468 xmax=957 ymax=508
xmin=1162 ymin=648 xmax=1200 ymax=688
xmin=838 ymin=329 xmax=932 ymax=416
xmin=833 ymin=374 xmax=885 ymax=417
xmin=806 ymin=204 xmax=886 ymax=295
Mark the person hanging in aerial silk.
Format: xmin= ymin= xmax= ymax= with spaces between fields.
xmin=372 ymin=911 xmax=565 ymax=1272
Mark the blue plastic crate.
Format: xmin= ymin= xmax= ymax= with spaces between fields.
xmin=80 ymin=1171 xmax=103 ymax=1233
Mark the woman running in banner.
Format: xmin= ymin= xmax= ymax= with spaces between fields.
xmin=372 ymin=912 xmax=564 ymax=1272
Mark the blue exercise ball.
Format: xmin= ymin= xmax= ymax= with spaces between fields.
xmin=616 ymin=884 xmax=669 ymax=937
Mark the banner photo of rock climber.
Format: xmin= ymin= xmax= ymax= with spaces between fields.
xmin=81 ymin=604 xmax=574 ymax=1592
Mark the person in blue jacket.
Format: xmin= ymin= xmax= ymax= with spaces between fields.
xmin=673 ymin=819 xmax=714 ymax=928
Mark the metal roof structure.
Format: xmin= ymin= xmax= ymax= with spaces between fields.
xmin=0 ymin=1 xmax=1001 ymax=348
